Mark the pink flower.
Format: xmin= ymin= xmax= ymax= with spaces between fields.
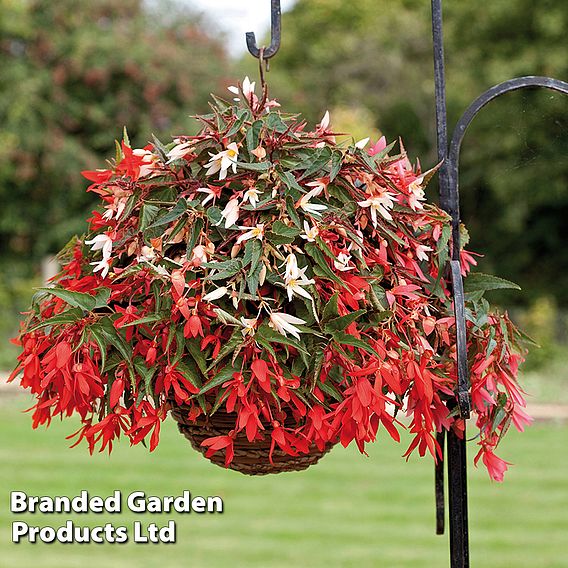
xmin=475 ymin=447 xmax=511 ymax=482
xmin=368 ymin=136 xmax=387 ymax=156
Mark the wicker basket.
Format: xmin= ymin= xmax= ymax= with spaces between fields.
xmin=170 ymin=403 xmax=335 ymax=475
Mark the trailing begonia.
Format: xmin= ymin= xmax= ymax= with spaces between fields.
xmin=10 ymin=78 xmax=530 ymax=480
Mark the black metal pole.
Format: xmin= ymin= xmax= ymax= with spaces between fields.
xmin=430 ymin=2 xmax=470 ymax=567
xmin=447 ymin=426 xmax=470 ymax=567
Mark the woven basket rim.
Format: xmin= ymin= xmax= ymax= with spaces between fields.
xmin=170 ymin=400 xmax=336 ymax=475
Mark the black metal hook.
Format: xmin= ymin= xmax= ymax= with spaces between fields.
xmin=246 ymin=0 xmax=281 ymax=60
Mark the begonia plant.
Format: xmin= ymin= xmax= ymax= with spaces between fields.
xmin=10 ymin=78 xmax=531 ymax=480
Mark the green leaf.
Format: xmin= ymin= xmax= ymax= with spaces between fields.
xmin=329 ymin=150 xmax=343 ymax=182
xmin=247 ymin=260 xmax=263 ymax=297
xmin=271 ymin=220 xmax=301 ymax=238
xmin=285 ymin=197 xmax=302 ymax=228
xmin=256 ymin=322 xmax=308 ymax=354
xmin=308 ymin=346 xmax=326 ymax=390
xmin=151 ymin=134 xmax=169 ymax=163
xmin=322 ymin=293 xmax=339 ymax=321
xmin=464 ymin=273 xmax=521 ymax=293
xmin=198 ymin=359 xmax=242 ymax=396
xmin=247 ymin=239 xmax=263 ymax=277
xmin=186 ymin=338 xmax=208 ymax=376
xmin=213 ymin=308 xmax=242 ymax=326
xmin=203 ymin=259 xmax=243 ymax=281
xmin=176 ymin=360 xmax=203 ymax=390
xmin=317 ymin=378 xmax=343 ymax=402
xmin=266 ymin=112 xmax=289 ymax=133
xmin=97 ymin=319 xmax=134 ymax=381
xmin=186 ymin=217 xmax=205 ymax=254
xmin=38 ymin=288 xmax=97 ymax=311
xmin=266 ymin=219 xmax=300 ymax=245
xmin=133 ymin=358 xmax=157 ymax=397
xmin=278 ymin=170 xmax=304 ymax=197
xmin=28 ymin=307 xmax=84 ymax=332
xmin=266 ymin=231 xmax=296 ymax=246
xmin=304 ymin=242 xmax=346 ymax=287
xmin=237 ymin=160 xmax=272 ymax=172
xmin=122 ymin=127 xmax=131 ymax=147
xmin=146 ymin=199 xmax=188 ymax=230
xmin=226 ymin=109 xmax=251 ymax=137
xmin=120 ymin=314 xmax=163 ymax=327
xmin=301 ymin=146 xmax=332 ymax=179
xmin=324 ymin=309 xmax=366 ymax=332
xmin=331 ymin=331 xmax=380 ymax=357
xmin=206 ymin=206 xmax=223 ymax=225
xmin=121 ymin=190 xmax=140 ymax=221
xmin=212 ymin=329 xmax=244 ymax=365
xmin=369 ymin=140 xmax=397 ymax=163
xmin=139 ymin=203 xmax=161 ymax=231
xmin=94 ymin=288 xmax=111 ymax=309
xmin=246 ymin=120 xmax=263 ymax=153
xmin=88 ymin=323 xmax=108 ymax=369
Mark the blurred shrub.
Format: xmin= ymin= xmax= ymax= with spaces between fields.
xmin=516 ymin=296 xmax=562 ymax=370
xmin=0 ymin=260 xmax=40 ymax=370
xmin=0 ymin=0 xmax=229 ymax=264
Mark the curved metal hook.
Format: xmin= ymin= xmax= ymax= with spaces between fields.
xmin=444 ymin=76 xmax=568 ymax=255
xmin=444 ymin=75 xmax=568 ymax=421
xmin=246 ymin=0 xmax=281 ymax=59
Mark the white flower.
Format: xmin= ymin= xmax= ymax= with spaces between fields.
xmin=228 ymin=76 xmax=256 ymax=101
xmin=283 ymin=253 xmax=299 ymax=282
xmin=190 ymin=245 xmax=208 ymax=265
xmin=85 ymin=234 xmax=113 ymax=259
xmin=151 ymin=264 xmax=170 ymax=277
xmin=197 ymin=186 xmax=219 ymax=206
xmin=334 ymin=252 xmax=354 ymax=272
xmin=243 ymin=186 xmax=263 ymax=208
xmin=416 ymin=244 xmax=433 ymax=262
xmin=355 ymin=137 xmax=370 ymax=149
xmin=296 ymin=187 xmax=328 ymax=217
xmin=205 ymin=142 xmax=239 ymax=180
xmin=218 ymin=198 xmax=240 ymax=228
xmin=91 ymin=257 xmax=111 ymax=279
xmin=240 ymin=317 xmax=257 ymax=337
xmin=166 ymin=141 xmax=192 ymax=163
xmin=269 ymin=312 xmax=306 ymax=340
xmin=136 ymin=245 xmax=156 ymax=262
xmin=284 ymin=265 xmax=315 ymax=302
xmin=318 ymin=110 xmax=331 ymax=131
xmin=305 ymin=178 xmax=327 ymax=196
xmin=203 ymin=287 xmax=228 ymax=303
xmin=300 ymin=220 xmax=319 ymax=242
xmin=236 ymin=223 xmax=265 ymax=244
xmin=133 ymin=148 xmax=157 ymax=177
xmin=282 ymin=253 xmax=314 ymax=302
xmin=102 ymin=197 xmax=128 ymax=221
xmin=358 ymin=192 xmax=397 ymax=226
xmin=408 ymin=176 xmax=426 ymax=211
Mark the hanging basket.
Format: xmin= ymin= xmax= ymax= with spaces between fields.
xmin=170 ymin=402 xmax=335 ymax=475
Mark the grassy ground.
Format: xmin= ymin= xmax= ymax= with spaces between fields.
xmin=521 ymin=353 xmax=568 ymax=405
xmin=0 ymin=394 xmax=566 ymax=568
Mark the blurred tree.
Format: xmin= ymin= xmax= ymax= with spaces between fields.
xmin=256 ymin=0 xmax=568 ymax=305
xmin=0 ymin=0 xmax=229 ymax=261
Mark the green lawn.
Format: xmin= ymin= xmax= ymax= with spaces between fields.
xmin=0 ymin=394 xmax=566 ymax=568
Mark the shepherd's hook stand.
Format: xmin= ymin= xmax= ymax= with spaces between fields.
xmin=431 ymin=1 xmax=568 ymax=567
